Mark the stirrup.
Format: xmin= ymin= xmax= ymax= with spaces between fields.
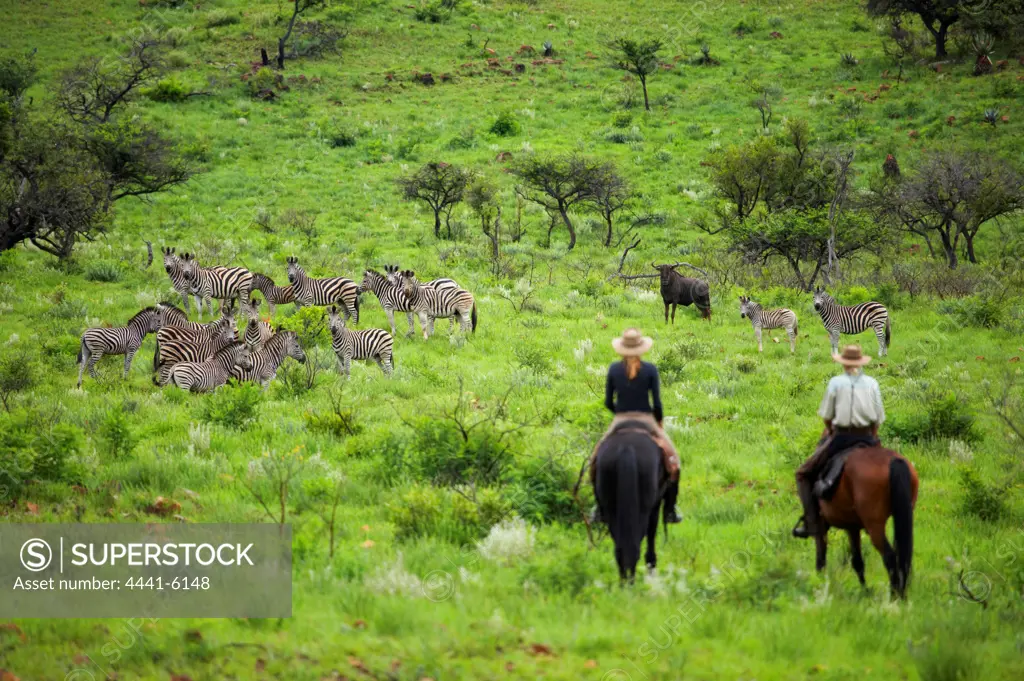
xmin=792 ymin=516 xmax=814 ymax=539
xmin=664 ymin=509 xmax=683 ymax=524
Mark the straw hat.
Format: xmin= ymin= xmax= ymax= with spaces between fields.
xmin=612 ymin=328 xmax=653 ymax=357
xmin=833 ymin=344 xmax=872 ymax=367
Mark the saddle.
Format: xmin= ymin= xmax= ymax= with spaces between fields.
xmin=813 ymin=444 xmax=871 ymax=500
xmin=605 ymin=419 xmax=680 ymax=481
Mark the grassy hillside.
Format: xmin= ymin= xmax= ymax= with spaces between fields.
xmin=1 ymin=0 xmax=1023 ymax=679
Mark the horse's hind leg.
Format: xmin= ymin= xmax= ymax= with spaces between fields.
xmin=847 ymin=529 xmax=866 ymax=587
xmin=867 ymin=523 xmax=899 ymax=596
xmin=814 ymin=532 xmax=828 ymax=572
xmin=644 ymin=506 xmax=660 ymax=571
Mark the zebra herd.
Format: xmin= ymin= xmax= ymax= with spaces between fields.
xmin=736 ymin=287 xmax=890 ymax=356
xmin=77 ymin=249 xmax=478 ymax=391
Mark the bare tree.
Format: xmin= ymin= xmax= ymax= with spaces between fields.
xmin=608 ymin=37 xmax=663 ymax=111
xmin=511 ymin=153 xmax=610 ymax=250
xmin=869 ymin=150 xmax=1024 ymax=268
xmin=276 ymin=0 xmax=328 ymax=69
xmin=587 ymin=164 xmax=633 ymax=247
xmin=397 ymin=162 xmax=472 ymax=240
xmin=58 ymin=35 xmax=166 ymax=124
xmin=467 ymin=178 xmax=501 ymax=270
xmin=865 ymin=0 xmax=961 ymax=59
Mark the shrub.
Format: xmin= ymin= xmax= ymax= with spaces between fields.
xmin=837 ymin=286 xmax=872 ymax=305
xmin=0 ymin=413 xmax=85 ymax=497
xmin=205 ymin=10 xmax=240 ymax=28
xmin=0 ymin=349 xmax=35 ymax=412
xmin=387 ymin=485 xmax=484 ymax=544
xmin=98 ymin=408 xmax=138 ymax=459
xmin=489 ymin=111 xmax=521 ymax=137
xmin=248 ymin=67 xmax=283 ymax=99
xmin=83 ymin=260 xmax=125 ymax=283
xmin=938 ymin=295 xmax=1004 ymax=329
xmin=658 ymin=337 xmax=714 ymax=383
xmin=147 ymin=78 xmax=191 ymax=103
xmin=887 ymin=392 xmax=977 ymax=443
xmin=325 ymin=121 xmax=357 ymax=148
xmin=508 ymin=454 xmax=577 ymax=523
xmin=612 ymin=111 xmax=633 ymax=129
xmin=514 ymin=346 xmax=551 ymax=374
xmin=409 ymin=417 xmax=513 ymax=488
xmin=605 ymin=126 xmax=643 ymax=144
xmin=198 ymin=383 xmax=263 ymax=428
xmin=958 ymin=468 xmax=1007 ymax=521
xmin=304 ymin=404 xmax=362 ymax=438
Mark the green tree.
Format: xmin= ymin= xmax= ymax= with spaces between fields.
xmin=609 ymin=38 xmax=663 ymax=112
xmin=397 ymin=162 xmax=472 ymax=240
xmin=865 ymin=1 xmax=962 ymax=59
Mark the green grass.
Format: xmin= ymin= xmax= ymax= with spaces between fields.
xmin=1 ymin=0 xmax=1024 ymax=679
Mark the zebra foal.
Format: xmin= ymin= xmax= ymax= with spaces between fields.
xmin=166 ymin=342 xmax=253 ymax=392
xmin=78 ymin=307 xmax=163 ymax=387
xmin=327 ymin=306 xmax=394 ymax=377
xmin=739 ymin=296 xmax=799 ymax=354
xmin=399 ymin=270 xmax=476 ymax=340
xmin=251 ymin=273 xmax=296 ymax=316
xmin=286 ymin=257 xmax=360 ymax=323
xmin=230 ymin=331 xmax=306 ymax=389
xmin=813 ymin=288 xmax=890 ymax=357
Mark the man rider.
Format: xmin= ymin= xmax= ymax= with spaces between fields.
xmin=793 ymin=344 xmax=885 ymax=539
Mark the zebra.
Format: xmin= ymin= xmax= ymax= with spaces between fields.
xmin=154 ymin=324 xmax=238 ymax=385
xmin=382 ymin=264 xmax=457 ymax=331
xmin=286 ymin=256 xmax=360 ymax=323
xmin=180 ymin=253 xmax=254 ymax=319
xmin=242 ymin=296 xmax=273 ymax=350
xmin=399 ymin=270 xmax=476 ymax=340
xmin=77 ymin=307 xmax=163 ymax=387
xmin=327 ymin=306 xmax=394 ymax=376
xmin=251 ymin=273 xmax=296 ymax=316
xmin=739 ymin=296 xmax=799 ymax=354
xmin=166 ymin=342 xmax=253 ymax=393
xmin=813 ymin=288 xmax=890 ymax=357
xmin=162 ymin=247 xmax=200 ymax=316
xmin=360 ymin=268 xmax=420 ymax=338
xmin=156 ymin=301 xmax=235 ymax=335
xmin=230 ymin=330 xmax=306 ymax=389
xmin=153 ymin=303 xmax=236 ymax=370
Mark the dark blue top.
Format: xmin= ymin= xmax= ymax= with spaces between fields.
xmin=605 ymin=360 xmax=663 ymax=423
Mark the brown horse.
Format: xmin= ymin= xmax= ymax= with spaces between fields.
xmin=813 ymin=446 xmax=918 ymax=597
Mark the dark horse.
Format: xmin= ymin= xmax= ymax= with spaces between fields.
xmin=595 ymin=425 xmax=666 ymax=582
xmin=813 ymin=446 xmax=919 ymax=597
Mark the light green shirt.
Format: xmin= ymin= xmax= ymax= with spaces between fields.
xmin=818 ymin=371 xmax=885 ymax=428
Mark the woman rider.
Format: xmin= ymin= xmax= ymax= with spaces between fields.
xmin=590 ymin=328 xmax=682 ymax=524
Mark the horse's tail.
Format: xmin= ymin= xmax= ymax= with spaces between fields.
xmin=616 ymin=446 xmax=641 ymax=575
xmin=890 ymin=456 xmax=913 ymax=595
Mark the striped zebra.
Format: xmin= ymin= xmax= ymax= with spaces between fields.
xmin=162 ymin=247 xmax=200 ymax=316
xmin=813 ymin=288 xmax=890 ymax=357
xmin=166 ymin=342 xmax=253 ymax=393
xmin=156 ymin=301 xmax=235 ymax=335
xmin=230 ymin=331 xmax=306 ymax=389
xmin=154 ymin=324 xmax=238 ymax=385
xmin=327 ymin=306 xmax=394 ymax=376
xmin=242 ymin=296 xmax=273 ymax=350
xmin=399 ymin=270 xmax=476 ymax=340
xmin=382 ymin=264 xmax=458 ymax=332
xmin=286 ymin=257 xmax=360 ymax=323
xmin=739 ymin=296 xmax=799 ymax=354
xmin=77 ymin=307 xmax=163 ymax=387
xmin=180 ymin=253 xmax=254 ymax=319
xmin=251 ymin=273 xmax=296 ymax=316
xmin=153 ymin=303 xmax=236 ymax=370
xmin=360 ymin=268 xmax=420 ymax=338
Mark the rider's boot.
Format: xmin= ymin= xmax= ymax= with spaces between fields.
xmin=663 ymin=479 xmax=682 ymax=524
xmin=792 ymin=477 xmax=821 ymax=539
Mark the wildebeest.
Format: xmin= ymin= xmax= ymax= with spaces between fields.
xmin=652 ymin=263 xmax=711 ymax=323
